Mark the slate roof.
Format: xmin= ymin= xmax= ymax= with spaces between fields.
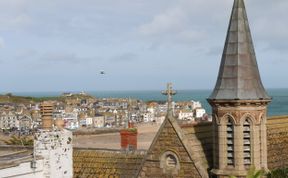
xmin=73 ymin=148 xmax=146 ymax=178
xmin=209 ymin=0 xmax=270 ymax=100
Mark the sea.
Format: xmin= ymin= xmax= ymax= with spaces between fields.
xmin=11 ymin=89 xmax=288 ymax=116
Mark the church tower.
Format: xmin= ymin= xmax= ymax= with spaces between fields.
xmin=207 ymin=0 xmax=271 ymax=177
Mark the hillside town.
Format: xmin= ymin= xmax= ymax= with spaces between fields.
xmin=0 ymin=92 xmax=210 ymax=134
xmin=1 ymin=0 xmax=288 ymax=177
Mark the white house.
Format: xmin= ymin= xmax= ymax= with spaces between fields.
xmin=143 ymin=112 xmax=154 ymax=123
xmin=178 ymin=110 xmax=194 ymax=121
xmin=195 ymin=108 xmax=206 ymax=118
xmin=191 ymin=100 xmax=202 ymax=110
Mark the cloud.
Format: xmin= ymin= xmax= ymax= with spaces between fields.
xmin=109 ymin=53 xmax=138 ymax=62
xmin=40 ymin=52 xmax=96 ymax=64
xmin=139 ymin=7 xmax=187 ymax=36
xmin=0 ymin=37 xmax=4 ymax=48
xmin=137 ymin=0 xmax=230 ymax=47
xmin=0 ymin=14 xmax=32 ymax=30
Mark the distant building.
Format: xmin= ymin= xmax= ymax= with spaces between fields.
xmin=178 ymin=110 xmax=194 ymax=121
xmin=142 ymin=112 xmax=154 ymax=123
xmin=0 ymin=110 xmax=19 ymax=129
xmin=195 ymin=108 xmax=206 ymax=119
xmin=93 ymin=114 xmax=105 ymax=128
xmin=191 ymin=100 xmax=202 ymax=110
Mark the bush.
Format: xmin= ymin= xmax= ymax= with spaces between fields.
xmin=267 ymin=168 xmax=288 ymax=178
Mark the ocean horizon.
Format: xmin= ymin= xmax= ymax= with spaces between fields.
xmin=3 ymin=88 xmax=288 ymax=116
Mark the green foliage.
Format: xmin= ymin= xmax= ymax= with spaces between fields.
xmin=0 ymin=94 xmax=64 ymax=103
xmin=267 ymin=168 xmax=288 ymax=178
xmin=126 ymin=128 xmax=137 ymax=133
xmin=229 ymin=166 xmax=264 ymax=178
xmin=2 ymin=135 xmax=34 ymax=146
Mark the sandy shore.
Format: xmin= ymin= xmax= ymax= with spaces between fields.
xmin=73 ymin=123 xmax=160 ymax=150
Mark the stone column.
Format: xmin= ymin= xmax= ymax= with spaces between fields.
xmin=252 ymin=125 xmax=261 ymax=169
xmin=218 ymin=123 xmax=226 ymax=170
xmin=234 ymin=124 xmax=244 ymax=171
xmin=213 ymin=118 xmax=218 ymax=168
xmin=260 ymin=118 xmax=268 ymax=169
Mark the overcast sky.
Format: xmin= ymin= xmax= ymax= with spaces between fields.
xmin=0 ymin=0 xmax=287 ymax=92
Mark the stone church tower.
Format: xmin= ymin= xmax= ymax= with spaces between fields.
xmin=208 ymin=0 xmax=271 ymax=177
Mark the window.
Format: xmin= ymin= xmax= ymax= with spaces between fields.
xmin=243 ymin=119 xmax=251 ymax=166
xmin=160 ymin=151 xmax=180 ymax=175
xmin=166 ymin=154 xmax=177 ymax=168
xmin=227 ymin=118 xmax=234 ymax=166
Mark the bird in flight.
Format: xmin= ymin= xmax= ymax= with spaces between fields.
xmin=100 ymin=70 xmax=105 ymax=75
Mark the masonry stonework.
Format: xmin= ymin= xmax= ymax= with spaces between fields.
xmin=139 ymin=119 xmax=202 ymax=178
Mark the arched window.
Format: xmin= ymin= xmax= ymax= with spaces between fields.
xmin=160 ymin=151 xmax=180 ymax=175
xmin=243 ymin=119 xmax=251 ymax=166
xmin=227 ymin=118 xmax=234 ymax=166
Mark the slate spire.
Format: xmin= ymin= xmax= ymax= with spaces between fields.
xmin=209 ymin=0 xmax=270 ymax=100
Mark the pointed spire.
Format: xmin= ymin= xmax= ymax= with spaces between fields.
xmin=162 ymin=83 xmax=176 ymax=117
xmin=209 ymin=0 xmax=270 ymax=100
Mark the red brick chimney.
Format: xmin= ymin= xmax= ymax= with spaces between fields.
xmin=120 ymin=126 xmax=137 ymax=151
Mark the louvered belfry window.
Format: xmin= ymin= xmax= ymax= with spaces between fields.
xmin=243 ymin=119 xmax=251 ymax=166
xmin=227 ymin=118 xmax=234 ymax=166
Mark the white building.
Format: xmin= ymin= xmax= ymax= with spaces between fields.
xmin=0 ymin=154 xmax=45 ymax=178
xmin=85 ymin=117 xmax=93 ymax=126
xmin=191 ymin=100 xmax=202 ymax=110
xmin=178 ymin=110 xmax=194 ymax=121
xmin=0 ymin=129 xmax=73 ymax=178
xmin=63 ymin=112 xmax=78 ymax=129
xmin=0 ymin=111 xmax=19 ymax=129
xmin=93 ymin=115 xmax=105 ymax=128
xmin=195 ymin=108 xmax=206 ymax=118
xmin=143 ymin=112 xmax=154 ymax=122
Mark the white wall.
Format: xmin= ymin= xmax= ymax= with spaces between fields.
xmin=34 ymin=129 xmax=73 ymax=178
xmin=0 ymin=159 xmax=44 ymax=178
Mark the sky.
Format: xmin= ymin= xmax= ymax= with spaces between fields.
xmin=0 ymin=0 xmax=287 ymax=92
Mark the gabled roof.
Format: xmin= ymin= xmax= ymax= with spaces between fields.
xmin=136 ymin=114 xmax=209 ymax=178
xmin=209 ymin=0 xmax=270 ymax=100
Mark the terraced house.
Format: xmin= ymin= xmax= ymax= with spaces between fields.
xmin=73 ymin=0 xmax=288 ymax=177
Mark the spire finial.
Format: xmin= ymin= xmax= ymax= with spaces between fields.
xmin=162 ymin=83 xmax=176 ymax=116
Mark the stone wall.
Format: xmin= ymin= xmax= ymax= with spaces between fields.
xmin=267 ymin=116 xmax=288 ymax=169
xmin=180 ymin=115 xmax=288 ymax=171
xmin=139 ymin=119 xmax=203 ymax=178
xmin=181 ymin=122 xmax=213 ymax=169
